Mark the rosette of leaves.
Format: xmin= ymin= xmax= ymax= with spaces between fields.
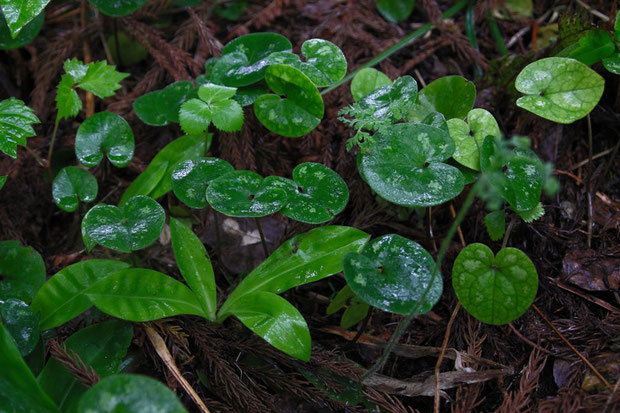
xmin=179 ymin=83 xmax=243 ymax=134
xmin=171 ymin=157 xmax=235 ymax=209
xmin=52 ymin=166 xmax=98 ymax=212
xmin=133 ymin=81 xmax=196 ymax=126
xmin=0 ymin=97 xmax=40 ymax=159
xmin=74 ymin=111 xmax=134 ymax=168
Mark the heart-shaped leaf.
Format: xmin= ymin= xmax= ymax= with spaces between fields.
xmin=31 ymin=260 xmax=130 ymax=330
xmin=515 ymin=57 xmax=604 ymax=123
xmin=0 ymin=241 xmax=45 ymax=302
xmin=447 ymin=108 xmax=500 ymax=171
xmin=78 ymin=374 xmax=187 ymax=413
xmin=0 ymin=9 xmax=43 ymax=49
xmin=87 ymin=268 xmax=205 ymax=321
xmin=52 ymin=167 xmax=98 ymax=212
xmin=206 ymin=170 xmax=288 ymax=217
xmin=343 ymin=234 xmax=442 ymax=315
xmin=81 ymin=195 xmax=165 ymax=253
xmin=119 ymin=133 xmax=208 ymax=206
xmin=171 ymin=157 xmax=234 ymax=209
xmin=229 ymin=291 xmax=311 ymax=361
xmin=408 ymin=75 xmax=476 ymax=122
xmin=264 ymin=162 xmax=349 ymax=224
xmin=360 ymin=123 xmax=465 ymax=207
xmin=452 ymin=244 xmax=538 ymax=325
xmin=376 ymin=0 xmax=415 ymax=22
xmin=75 ymin=111 xmax=134 ymax=168
xmin=38 ymin=320 xmax=133 ymax=413
xmin=350 ymin=68 xmax=392 ymax=101
xmin=0 ymin=299 xmax=39 ymax=356
xmin=133 ymin=81 xmax=196 ymax=126
xmin=0 ymin=0 xmax=49 ymax=37
xmin=211 ymin=32 xmax=292 ymax=87
xmin=0 ymin=97 xmax=40 ymax=159
xmin=87 ymin=0 xmax=149 ymax=16
xmin=219 ymin=225 xmax=370 ymax=320
xmin=268 ymin=39 xmax=347 ymax=87
xmin=254 ymin=64 xmax=324 ymax=137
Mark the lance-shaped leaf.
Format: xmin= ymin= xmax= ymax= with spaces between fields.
xmin=515 ymin=57 xmax=604 ymax=123
xmin=0 ymin=324 xmax=60 ymax=413
xmin=81 ymin=195 xmax=165 ymax=253
xmin=133 ymin=81 xmax=196 ymax=126
xmin=0 ymin=299 xmax=39 ymax=356
xmin=268 ymin=39 xmax=347 ymax=87
xmin=31 ymin=260 xmax=130 ymax=330
xmin=0 ymin=0 xmax=49 ymax=37
xmin=171 ymin=157 xmax=234 ymax=209
xmin=376 ymin=0 xmax=415 ymax=22
xmin=211 ymin=32 xmax=292 ymax=87
xmin=0 ymin=241 xmax=45 ymax=303
xmin=87 ymin=268 xmax=206 ymax=321
xmin=453 ymin=244 xmax=538 ymax=325
xmin=52 ymin=167 xmax=98 ymax=212
xmin=408 ymin=75 xmax=476 ymax=122
xmin=254 ymin=64 xmax=324 ymax=137
xmin=0 ymin=9 xmax=43 ymax=49
xmin=264 ymin=162 xmax=349 ymax=224
xmin=75 ymin=111 xmax=134 ymax=167
xmin=350 ymin=68 xmax=392 ymax=101
xmin=447 ymin=108 xmax=500 ymax=171
xmin=360 ymin=123 xmax=465 ymax=207
xmin=78 ymin=374 xmax=187 ymax=413
xmin=229 ymin=291 xmax=311 ymax=361
xmin=219 ymin=225 xmax=370 ymax=319
xmin=38 ymin=320 xmax=133 ymax=413
xmin=344 ymin=234 xmax=442 ymax=315
xmin=179 ymin=83 xmax=243 ymax=133
xmin=87 ymin=0 xmax=149 ymax=16
xmin=0 ymin=97 xmax=40 ymax=159
xmin=119 ymin=133 xmax=208 ymax=206
xmin=206 ymin=170 xmax=288 ymax=218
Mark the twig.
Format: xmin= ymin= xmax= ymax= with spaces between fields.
xmin=434 ymin=302 xmax=461 ymax=413
xmin=570 ymin=147 xmax=615 ymax=170
xmin=586 ymin=114 xmax=594 ymax=248
xmin=552 ymin=278 xmax=620 ymax=313
xmin=576 ymin=0 xmax=610 ymax=21
xmin=23 ymin=145 xmax=47 ymax=169
xmin=507 ymin=322 xmax=553 ymax=355
xmin=449 ymin=204 xmax=466 ymax=247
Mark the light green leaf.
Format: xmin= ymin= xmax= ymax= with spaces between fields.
xmin=0 ymin=0 xmax=50 ymax=37
xmin=77 ymin=61 xmax=129 ymax=98
xmin=211 ymin=99 xmax=244 ymax=132
xmin=484 ymin=210 xmax=505 ymax=241
xmin=179 ymin=98 xmax=211 ymax=135
xmin=0 ymin=97 xmax=40 ymax=159
xmin=75 ymin=111 xmax=134 ymax=167
xmin=63 ymin=58 xmax=89 ymax=83
xmin=564 ymin=29 xmax=615 ymax=66
xmin=56 ymin=74 xmax=82 ymax=121
xmin=326 ymin=285 xmax=355 ymax=315
xmin=197 ymin=83 xmax=238 ymax=103
xmin=447 ymin=108 xmax=500 ymax=171
xmin=350 ymin=68 xmax=392 ymax=101
xmin=52 ymin=167 xmax=98 ymax=212
xmin=515 ymin=202 xmax=545 ymax=223
xmin=408 ymin=75 xmax=476 ymax=122
xmin=515 ymin=57 xmax=604 ymax=123
xmin=341 ymin=301 xmax=369 ymax=329
xmin=0 ymin=241 xmax=46 ymax=303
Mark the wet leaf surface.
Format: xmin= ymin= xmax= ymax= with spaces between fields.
xmin=409 ymin=75 xmax=476 ymax=122
xmin=0 ymin=298 xmax=39 ymax=356
xmin=171 ymin=157 xmax=234 ymax=209
xmin=133 ymin=81 xmax=196 ymax=126
xmin=74 ymin=111 xmax=134 ymax=168
xmin=52 ymin=167 xmax=98 ymax=212
xmin=0 ymin=241 xmax=45 ymax=302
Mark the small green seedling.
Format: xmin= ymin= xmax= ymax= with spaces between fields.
xmin=0 ymin=97 xmax=40 ymax=159
xmin=52 ymin=166 xmax=98 ymax=212
xmin=179 ymin=83 xmax=244 ymax=134
xmin=87 ymin=0 xmax=148 ymax=16
xmin=376 ymin=0 xmax=415 ymax=23
xmin=74 ymin=111 xmax=134 ymax=168
xmin=171 ymin=157 xmax=235 ymax=209
xmin=452 ymin=243 xmax=538 ymax=325
xmin=447 ymin=108 xmax=500 ymax=171
xmin=0 ymin=9 xmax=43 ymax=49
xmin=133 ymin=81 xmax=196 ymax=126
xmin=408 ymin=75 xmax=476 ymax=122
xmin=0 ymin=0 xmax=49 ymax=38
xmin=81 ymin=195 xmax=165 ymax=253
xmin=326 ymin=285 xmax=370 ymax=329
xmin=0 ymin=241 xmax=45 ymax=303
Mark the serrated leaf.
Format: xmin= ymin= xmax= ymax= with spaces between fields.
xmin=52 ymin=167 xmax=98 ymax=212
xmin=211 ymin=99 xmax=244 ymax=131
xmin=179 ymin=99 xmax=211 ymax=135
xmin=0 ymin=0 xmax=50 ymax=37
xmin=77 ymin=61 xmax=129 ymax=98
xmin=350 ymin=68 xmax=392 ymax=101
xmin=0 ymin=241 xmax=46 ymax=303
xmin=484 ymin=210 xmax=505 ymax=241
xmin=197 ymin=83 xmax=237 ymax=103
xmin=171 ymin=157 xmax=235 ymax=209
xmin=515 ymin=202 xmax=545 ymax=222
xmin=56 ymin=74 xmax=82 ymax=121
xmin=133 ymin=81 xmax=196 ymax=127
xmin=0 ymin=97 xmax=40 ymax=159
xmin=63 ymin=58 xmax=88 ymax=83
xmin=0 ymin=9 xmax=43 ymax=49
xmin=75 ymin=111 xmax=134 ymax=167
xmin=0 ymin=299 xmax=39 ymax=356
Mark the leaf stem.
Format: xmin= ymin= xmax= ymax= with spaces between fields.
xmin=501 ymin=215 xmax=517 ymax=250
xmin=47 ymin=118 xmax=60 ymax=170
xmin=363 ymin=182 xmax=481 ymax=380
xmin=254 ymin=217 xmax=269 ymax=257
xmin=23 ymin=145 xmax=47 ymax=169
xmin=486 ymin=11 xmax=508 ymax=56
xmin=321 ymin=0 xmax=470 ymax=96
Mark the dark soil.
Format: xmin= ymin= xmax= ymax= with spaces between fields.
xmin=1 ymin=0 xmax=619 ymax=411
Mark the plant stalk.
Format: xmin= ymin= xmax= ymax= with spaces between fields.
xmin=47 ymin=118 xmax=60 ymax=169
xmin=254 ymin=217 xmax=269 ymax=257
xmin=24 ymin=145 xmax=47 ymax=169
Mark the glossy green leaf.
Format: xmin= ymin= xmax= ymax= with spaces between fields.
xmin=206 ymin=170 xmax=288 ymax=217
xmin=75 ymin=111 xmax=134 ymax=167
xmin=447 ymin=108 xmax=500 ymax=171
xmin=197 ymin=83 xmax=237 ymax=102
xmin=63 ymin=58 xmax=88 ymax=82
xmin=360 ymin=123 xmax=464 ymax=207
xmin=133 ymin=81 xmax=196 ymax=126
xmin=0 ymin=9 xmax=43 ymax=49
xmin=229 ymin=291 xmax=311 ymax=360
xmin=232 ymin=83 xmax=269 ymax=107
xmin=87 ymin=268 xmax=205 ymax=321
xmin=179 ymin=99 xmax=211 ymax=135
xmin=0 ymin=241 xmax=45 ymax=303
xmin=78 ymin=374 xmax=187 ymax=413
xmin=269 ymin=39 xmax=347 ymax=87
xmin=453 ymin=244 xmax=538 ymax=325
xmin=515 ymin=57 xmax=604 ymax=123
xmin=264 ymin=162 xmax=349 ymax=224
xmin=31 ymin=260 xmax=130 ymax=330
xmin=52 ymin=167 xmax=98 ymax=212
xmin=484 ymin=210 xmax=505 ymax=241
xmin=341 ymin=301 xmax=369 ymax=329
xmin=219 ymin=225 xmax=370 ymax=319
xmin=56 ymin=74 xmax=83 ymax=120
xmin=409 ymin=75 xmax=476 ymax=122
xmin=350 ymin=68 xmax=392 ymax=101
xmin=87 ymin=0 xmax=149 ymax=16
xmin=0 ymin=324 xmax=60 ymax=413
xmin=515 ymin=202 xmax=545 ymax=223
xmin=603 ymin=53 xmax=620 ymax=75
xmin=171 ymin=157 xmax=234 ymax=209
xmin=254 ymin=64 xmax=324 ymax=137
xmin=212 ymin=32 xmax=292 ymax=87
xmin=359 ymin=75 xmax=418 ymax=123
xmin=564 ymin=30 xmax=615 ymax=66
xmin=77 ymin=61 xmax=129 ymax=98
xmin=81 ymin=195 xmax=165 ymax=253
xmin=0 ymin=97 xmax=40 ymax=159
xmin=376 ymin=0 xmax=415 ymax=23
xmin=38 ymin=320 xmax=133 ymax=413
xmin=0 ymin=175 xmax=6 ymax=191
xmin=119 ymin=133 xmax=208 ymax=206
xmin=0 ymin=299 xmax=39 ymax=356
xmin=170 ymin=218 xmax=216 ymax=321
xmin=344 ymin=234 xmax=442 ymax=315
xmin=106 ymin=31 xmax=148 ymax=66
xmin=0 ymin=0 xmax=49 ymax=37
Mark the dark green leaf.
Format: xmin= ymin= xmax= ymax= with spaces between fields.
xmin=0 ymin=299 xmax=39 ymax=356
xmin=447 ymin=108 xmax=500 ymax=171
xmin=171 ymin=157 xmax=234 ymax=209
xmin=52 ymin=167 xmax=98 ymax=212
xmin=564 ymin=29 xmax=615 ymax=66
xmin=326 ymin=285 xmax=355 ymax=315
xmin=0 ymin=0 xmax=49 ymax=37
xmin=81 ymin=195 xmax=165 ymax=253
xmin=75 ymin=111 xmax=134 ymax=167
xmin=133 ymin=81 xmax=196 ymax=126
xmin=0 ymin=9 xmax=43 ymax=49
xmin=358 ymin=75 xmax=418 ymax=123
xmin=31 ymin=260 xmax=130 ymax=330
xmin=341 ymin=301 xmax=369 ymax=329
xmin=0 ymin=175 xmax=6 ymax=191
xmin=77 ymin=61 xmax=129 ymax=98
xmin=376 ymin=0 xmax=415 ymax=23
xmin=350 ymin=68 xmax=392 ymax=101
xmin=0 ymin=241 xmax=45 ymax=303
xmin=344 ymin=234 xmax=442 ymax=315
xmin=87 ymin=0 xmax=149 ymax=16
xmin=409 ymin=75 xmax=476 ymax=122
xmin=0 ymin=97 xmax=40 ymax=159
xmin=214 ymin=1 xmax=247 ymax=20
xmin=484 ymin=210 xmax=505 ymax=241
xmin=452 ymin=244 xmax=538 ymax=325
xmin=106 ymin=31 xmax=148 ymax=66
